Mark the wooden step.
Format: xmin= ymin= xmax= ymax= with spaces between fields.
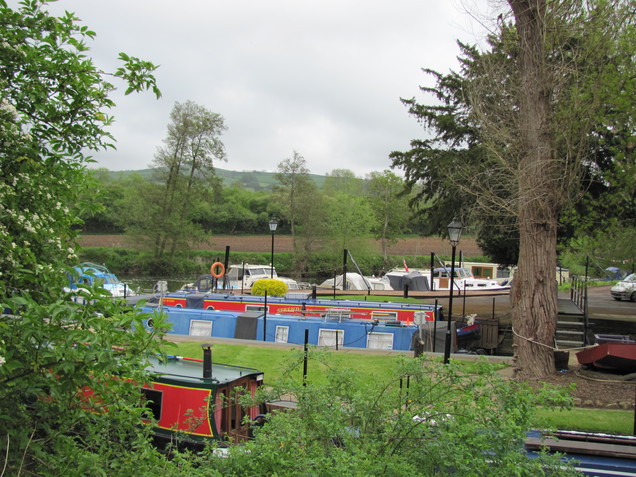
xmin=557 ymin=320 xmax=585 ymax=327
xmin=555 ymin=339 xmax=585 ymax=347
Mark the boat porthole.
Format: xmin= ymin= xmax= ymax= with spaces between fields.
xmin=175 ymin=304 xmax=182 ymax=308
xmin=206 ymin=306 xmax=215 ymax=310
xmin=147 ymin=319 xmax=154 ymax=328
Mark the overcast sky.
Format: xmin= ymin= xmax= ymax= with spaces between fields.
xmin=40 ymin=0 xmax=494 ymax=176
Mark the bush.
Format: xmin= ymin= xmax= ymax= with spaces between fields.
xmin=251 ymin=279 xmax=288 ymax=297
xmin=186 ymin=353 xmax=579 ymax=476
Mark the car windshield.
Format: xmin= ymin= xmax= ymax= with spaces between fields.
xmin=624 ymin=273 xmax=636 ymax=282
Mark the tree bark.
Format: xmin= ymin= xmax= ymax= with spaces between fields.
xmin=508 ymin=0 xmax=559 ymax=378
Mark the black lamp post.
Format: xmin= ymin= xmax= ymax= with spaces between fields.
xmin=269 ymin=218 xmax=278 ymax=278
xmin=443 ymin=219 xmax=463 ymax=365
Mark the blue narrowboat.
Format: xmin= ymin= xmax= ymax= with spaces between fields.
xmin=141 ymin=304 xmax=424 ymax=351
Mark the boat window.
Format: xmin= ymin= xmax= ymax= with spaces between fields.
xmin=318 ymin=329 xmax=345 ymax=348
xmin=246 ymin=305 xmax=267 ymax=312
xmin=189 ymin=320 xmax=213 ymax=336
xmin=472 ymin=267 xmax=493 ymax=279
xmin=324 ymin=308 xmax=351 ymax=319
xmin=371 ymin=311 xmax=398 ymax=320
xmin=249 ymin=268 xmax=269 ymax=276
xmin=141 ymin=388 xmax=163 ymax=421
xmin=496 ymin=268 xmax=512 ymax=279
xmin=367 ymin=332 xmax=394 ymax=350
xmin=275 ymin=326 xmax=289 ymax=343
xmin=197 ymin=277 xmax=215 ymax=290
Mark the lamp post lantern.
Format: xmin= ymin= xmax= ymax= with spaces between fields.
xmin=444 ymin=219 xmax=463 ymax=364
xmin=269 ymin=218 xmax=278 ymax=278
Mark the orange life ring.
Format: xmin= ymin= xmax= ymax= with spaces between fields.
xmin=210 ymin=262 xmax=225 ymax=278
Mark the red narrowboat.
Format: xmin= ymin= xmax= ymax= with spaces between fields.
xmin=142 ymin=344 xmax=264 ymax=447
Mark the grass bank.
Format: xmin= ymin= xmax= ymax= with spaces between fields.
xmin=165 ymin=340 xmax=632 ymax=435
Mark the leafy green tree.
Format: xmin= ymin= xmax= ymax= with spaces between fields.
xmin=323 ymin=168 xmax=364 ymax=196
xmin=191 ymin=353 xmax=579 ymax=476
xmin=324 ymin=193 xmax=376 ymax=260
xmin=192 ymin=186 xmax=270 ymax=234
xmin=291 ymin=181 xmax=330 ymax=278
xmin=274 ymin=151 xmax=331 ymax=277
xmin=274 ymin=151 xmax=312 ymax=237
xmin=149 ymin=100 xmax=227 ymax=259
xmin=0 ymin=1 xmax=172 ymax=473
xmin=367 ymin=170 xmax=411 ymax=266
xmin=392 ymin=0 xmax=634 ymax=378
xmin=80 ymin=169 xmax=128 ymax=233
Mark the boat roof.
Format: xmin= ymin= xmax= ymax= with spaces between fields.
xmin=161 ymin=291 xmax=440 ymax=312
xmin=146 ymin=355 xmax=263 ymax=386
xmin=75 ymin=262 xmax=114 ymax=275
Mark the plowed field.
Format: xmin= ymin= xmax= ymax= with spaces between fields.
xmin=79 ymin=235 xmax=484 ymax=257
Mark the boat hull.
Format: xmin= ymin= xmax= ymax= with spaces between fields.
xmin=142 ymin=305 xmax=433 ymax=351
xmin=575 ymin=343 xmax=636 ymax=372
xmin=155 ymin=291 xmax=441 ymax=323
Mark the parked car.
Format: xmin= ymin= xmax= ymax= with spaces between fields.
xmin=610 ymin=273 xmax=636 ymax=301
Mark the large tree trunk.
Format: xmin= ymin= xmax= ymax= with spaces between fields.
xmin=508 ymin=0 xmax=559 ymax=379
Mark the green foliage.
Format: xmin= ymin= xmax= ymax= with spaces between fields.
xmin=324 ymin=193 xmax=377 ymax=255
xmin=559 ymin=225 xmax=636 ymax=277
xmin=0 ymin=288 xmax=172 ymax=474
xmin=127 ymin=100 xmax=227 ymax=261
xmin=185 ymin=353 xmax=579 ymax=476
xmin=367 ymin=170 xmax=413 ymax=264
xmin=0 ymin=0 xmax=174 ymax=473
xmin=391 ymin=1 xmax=635 ymax=267
xmin=251 ymin=278 xmax=289 ymax=297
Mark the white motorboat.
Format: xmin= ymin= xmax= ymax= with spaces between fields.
xmin=386 ymin=266 xmax=510 ymax=292
xmin=318 ymin=272 xmax=393 ymax=291
xmin=180 ymin=263 xmax=302 ymax=292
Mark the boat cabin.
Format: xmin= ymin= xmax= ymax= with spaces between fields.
xmin=143 ymin=345 xmax=264 ymax=447
xmin=460 ymin=262 xmax=515 ymax=285
xmin=67 ymin=262 xmax=134 ymax=298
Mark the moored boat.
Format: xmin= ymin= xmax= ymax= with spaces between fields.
xmin=183 ymin=263 xmax=302 ymax=291
xmin=153 ymin=290 xmax=441 ymax=324
xmin=142 ymin=345 xmax=264 ymax=446
xmin=385 ymin=266 xmax=510 ymax=292
xmin=525 ymin=429 xmax=636 ymax=476
xmin=575 ymin=342 xmax=636 ymax=372
xmin=67 ymin=262 xmax=135 ymax=298
xmin=141 ymin=305 xmax=432 ymax=351
xmin=317 ymin=272 xmax=393 ymax=291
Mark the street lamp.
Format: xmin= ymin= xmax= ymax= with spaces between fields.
xmin=269 ymin=218 xmax=278 ymax=278
xmin=444 ymin=218 xmax=463 ymax=364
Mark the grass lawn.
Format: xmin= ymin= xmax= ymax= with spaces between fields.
xmin=532 ymin=407 xmax=634 ymax=435
xmin=164 ymin=340 xmax=405 ymax=385
xmin=163 ymin=340 xmax=633 ymax=435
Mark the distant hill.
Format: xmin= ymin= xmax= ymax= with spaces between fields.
xmin=104 ymin=167 xmax=327 ymax=191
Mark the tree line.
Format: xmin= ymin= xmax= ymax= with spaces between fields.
xmin=83 ymin=144 xmax=419 ymax=270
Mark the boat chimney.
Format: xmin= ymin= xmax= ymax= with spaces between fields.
xmin=202 ymin=343 xmax=213 ymax=379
